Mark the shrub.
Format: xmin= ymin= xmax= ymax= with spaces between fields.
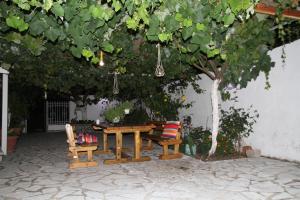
xmin=188 ymin=106 xmax=258 ymax=157
xmin=220 ymin=106 xmax=258 ymax=152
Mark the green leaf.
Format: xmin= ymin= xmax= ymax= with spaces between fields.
xmin=22 ymin=35 xmax=46 ymax=55
xmin=181 ymin=27 xmax=193 ymax=40
xmin=102 ymin=41 xmax=114 ymax=53
xmin=64 ymin=6 xmax=76 ymax=21
xmin=82 ymin=49 xmax=94 ymax=59
xmin=186 ymin=44 xmax=199 ymax=52
xmin=190 ymin=34 xmax=207 ymax=45
xmin=43 ymin=0 xmax=53 ymax=12
xmin=165 ymin=15 xmax=180 ymax=32
xmin=4 ymin=32 xmax=23 ymax=44
xmin=126 ymin=17 xmax=139 ymax=30
xmin=89 ymin=5 xmax=103 ymax=19
xmin=223 ymin=13 xmax=235 ymax=27
xmin=29 ymin=0 xmax=42 ymax=7
xmin=13 ymin=0 xmax=31 ymax=10
xmin=29 ymin=18 xmax=49 ymax=35
xmin=91 ymin=56 xmax=99 ymax=64
xmin=228 ymin=0 xmax=251 ymax=13
xmin=45 ymin=27 xmax=60 ymax=42
xmin=6 ymin=15 xmax=29 ymax=32
xmin=112 ymin=0 xmax=122 ymax=12
xmin=207 ymin=48 xmax=220 ymax=58
xmin=70 ymin=46 xmax=82 ymax=58
xmin=51 ymin=3 xmax=64 ymax=17
xmin=175 ymin=13 xmax=183 ymax=22
xmin=183 ymin=18 xmax=193 ymax=27
xmin=137 ymin=4 xmax=149 ymax=25
xmin=146 ymin=34 xmax=159 ymax=41
xmin=79 ymin=9 xmax=91 ymax=21
xmin=221 ymin=53 xmax=227 ymax=60
xmin=196 ymin=23 xmax=205 ymax=31
xmin=102 ymin=8 xmax=114 ymax=21
xmin=158 ymin=33 xmax=172 ymax=42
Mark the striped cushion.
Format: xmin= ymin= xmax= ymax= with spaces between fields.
xmin=161 ymin=121 xmax=180 ymax=138
xmin=77 ymin=133 xmax=98 ymax=144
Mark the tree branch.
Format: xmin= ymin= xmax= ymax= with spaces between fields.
xmin=192 ymin=63 xmax=216 ymax=80
xmin=208 ymin=60 xmax=221 ymax=79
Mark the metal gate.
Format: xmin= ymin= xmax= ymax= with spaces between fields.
xmin=46 ymin=101 xmax=69 ymax=131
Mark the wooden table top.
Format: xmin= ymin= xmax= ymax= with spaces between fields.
xmin=93 ymin=123 xmax=155 ymax=133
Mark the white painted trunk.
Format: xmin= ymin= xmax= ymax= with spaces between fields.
xmin=208 ymin=79 xmax=220 ymax=156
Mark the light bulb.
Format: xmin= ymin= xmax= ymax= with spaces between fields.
xmin=99 ymin=60 xmax=105 ymax=66
xmin=99 ymin=51 xmax=104 ymax=67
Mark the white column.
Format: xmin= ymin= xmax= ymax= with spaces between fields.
xmin=2 ymin=74 xmax=8 ymax=155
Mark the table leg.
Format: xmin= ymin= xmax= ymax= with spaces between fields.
xmin=134 ymin=131 xmax=141 ymax=160
xmin=116 ymin=131 xmax=122 ymax=160
xmin=143 ymin=129 xmax=154 ymax=150
xmin=132 ymin=131 xmax=151 ymax=162
xmin=103 ymin=132 xmax=108 ymax=151
xmin=104 ymin=131 xmax=128 ymax=165
xmin=91 ymin=132 xmax=111 ymax=155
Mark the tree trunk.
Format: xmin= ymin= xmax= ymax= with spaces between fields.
xmin=208 ymin=79 xmax=221 ymax=157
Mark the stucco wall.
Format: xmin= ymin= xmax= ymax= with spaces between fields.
xmin=69 ymin=98 xmax=117 ymax=122
xmin=179 ymin=39 xmax=300 ymax=162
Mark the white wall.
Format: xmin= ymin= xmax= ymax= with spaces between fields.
xmin=179 ymin=75 xmax=214 ymax=129
xmin=180 ymin=39 xmax=300 ymax=162
xmin=69 ymin=98 xmax=116 ymax=122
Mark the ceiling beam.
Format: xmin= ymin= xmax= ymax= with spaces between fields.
xmin=255 ymin=3 xmax=300 ymax=20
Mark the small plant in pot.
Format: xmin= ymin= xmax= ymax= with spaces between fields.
xmin=9 ymin=115 xmax=23 ymax=136
xmin=6 ymin=128 xmax=20 ymax=153
xmin=121 ymin=101 xmax=133 ymax=114
xmin=104 ymin=101 xmax=134 ymax=123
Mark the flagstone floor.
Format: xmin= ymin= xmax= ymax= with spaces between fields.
xmin=0 ymin=132 xmax=300 ymax=200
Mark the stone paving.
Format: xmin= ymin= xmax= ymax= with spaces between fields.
xmin=0 ymin=132 xmax=300 ymax=200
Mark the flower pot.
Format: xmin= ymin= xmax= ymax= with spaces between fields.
xmin=7 ymin=136 xmax=18 ymax=153
xmin=112 ymin=117 xmax=120 ymax=123
xmin=185 ymin=144 xmax=196 ymax=156
xmin=124 ymin=109 xmax=130 ymax=114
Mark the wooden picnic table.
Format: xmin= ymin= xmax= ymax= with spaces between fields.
xmin=93 ymin=123 xmax=155 ymax=164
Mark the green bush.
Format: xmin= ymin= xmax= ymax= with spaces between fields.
xmin=188 ymin=106 xmax=258 ymax=157
xmin=220 ymin=106 xmax=258 ymax=152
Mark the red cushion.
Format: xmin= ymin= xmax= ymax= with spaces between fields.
xmin=161 ymin=121 xmax=180 ymax=138
xmin=164 ymin=124 xmax=180 ymax=129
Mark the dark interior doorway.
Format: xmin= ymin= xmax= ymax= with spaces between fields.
xmin=27 ymin=88 xmax=46 ymax=133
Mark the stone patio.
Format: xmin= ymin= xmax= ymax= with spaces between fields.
xmin=0 ymin=132 xmax=299 ymax=200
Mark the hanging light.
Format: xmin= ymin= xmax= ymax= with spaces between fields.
xmin=113 ymin=72 xmax=119 ymax=95
xmin=155 ymin=43 xmax=165 ymax=77
xmin=99 ymin=51 xmax=105 ymax=67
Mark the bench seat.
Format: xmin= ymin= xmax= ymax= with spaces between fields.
xmin=143 ymin=122 xmax=183 ymax=160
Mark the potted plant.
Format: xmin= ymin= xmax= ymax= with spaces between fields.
xmin=8 ymin=90 xmax=28 ymax=135
xmin=7 ymin=128 xmax=19 ymax=153
xmin=121 ymin=101 xmax=133 ymax=114
xmin=104 ymin=101 xmax=134 ymax=123
xmin=9 ymin=115 xmax=23 ymax=136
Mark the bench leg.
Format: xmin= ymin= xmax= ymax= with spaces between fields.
xmin=174 ymin=144 xmax=180 ymax=154
xmin=159 ymin=144 xmax=183 ymax=160
xmin=143 ymin=139 xmax=153 ymax=150
xmin=87 ymin=150 xmax=93 ymax=161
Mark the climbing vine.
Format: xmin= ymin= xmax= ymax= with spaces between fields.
xmin=1 ymin=0 xmax=296 ymax=155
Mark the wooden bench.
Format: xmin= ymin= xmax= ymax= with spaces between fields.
xmin=65 ymin=124 xmax=98 ymax=169
xmin=143 ymin=122 xmax=183 ymax=160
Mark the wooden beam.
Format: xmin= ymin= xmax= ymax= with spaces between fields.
xmin=255 ymin=3 xmax=300 ymax=20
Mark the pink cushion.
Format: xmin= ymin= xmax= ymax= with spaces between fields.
xmin=161 ymin=121 xmax=180 ymax=139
